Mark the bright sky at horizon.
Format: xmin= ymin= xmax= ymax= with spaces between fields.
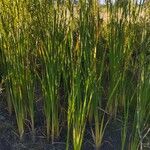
xmin=99 ymin=0 xmax=144 ymax=4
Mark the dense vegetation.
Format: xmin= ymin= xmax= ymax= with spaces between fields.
xmin=0 ymin=0 xmax=149 ymax=149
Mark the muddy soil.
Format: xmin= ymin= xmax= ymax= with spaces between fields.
xmin=0 ymin=92 xmax=124 ymax=150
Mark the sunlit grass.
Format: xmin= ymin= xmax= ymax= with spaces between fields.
xmin=0 ymin=0 xmax=149 ymax=149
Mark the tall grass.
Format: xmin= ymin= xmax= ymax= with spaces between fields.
xmin=0 ymin=0 xmax=35 ymax=138
xmin=0 ymin=0 xmax=149 ymax=149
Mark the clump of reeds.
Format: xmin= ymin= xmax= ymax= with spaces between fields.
xmin=0 ymin=0 xmax=149 ymax=149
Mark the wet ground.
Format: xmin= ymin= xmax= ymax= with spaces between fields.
xmin=0 ymin=89 xmax=128 ymax=150
xmin=0 ymin=99 xmax=124 ymax=150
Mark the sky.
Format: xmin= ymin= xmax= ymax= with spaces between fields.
xmin=99 ymin=0 xmax=113 ymax=4
xmin=99 ymin=0 xmax=144 ymax=4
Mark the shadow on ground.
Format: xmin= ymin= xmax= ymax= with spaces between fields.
xmin=0 ymin=94 xmax=124 ymax=150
